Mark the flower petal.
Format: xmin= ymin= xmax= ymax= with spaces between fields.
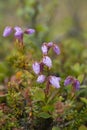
xmin=53 ymin=44 xmax=60 ymax=55
xmin=64 ymin=76 xmax=80 ymax=90
xmin=14 ymin=26 xmax=23 ymax=32
xmin=41 ymin=44 xmax=48 ymax=55
xmin=14 ymin=26 xmax=23 ymax=42
xmin=47 ymin=42 xmax=53 ymax=48
xmin=3 ymin=26 xmax=13 ymax=37
xmin=32 ymin=62 xmax=40 ymax=75
xmin=64 ymin=76 xmax=73 ymax=86
xmin=49 ymin=76 xmax=61 ymax=88
xmin=42 ymin=56 xmax=52 ymax=68
xmin=24 ymin=29 xmax=35 ymax=34
xmin=37 ymin=75 xmax=46 ymax=83
xmin=14 ymin=31 xmax=23 ymax=42
xmin=74 ymin=80 xmax=80 ymax=90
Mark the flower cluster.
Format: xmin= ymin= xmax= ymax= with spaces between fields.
xmin=64 ymin=76 xmax=80 ymax=90
xmin=3 ymin=26 xmax=35 ymax=44
xmin=32 ymin=42 xmax=61 ymax=89
xmin=41 ymin=42 xmax=60 ymax=55
xmin=32 ymin=42 xmax=80 ymax=91
xmin=3 ymin=26 xmax=80 ymax=91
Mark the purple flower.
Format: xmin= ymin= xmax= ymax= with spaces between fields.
xmin=32 ymin=62 xmax=40 ymax=75
xmin=49 ymin=76 xmax=61 ymax=88
xmin=53 ymin=44 xmax=60 ymax=55
xmin=14 ymin=30 xmax=23 ymax=42
xmin=41 ymin=42 xmax=53 ymax=55
xmin=41 ymin=43 xmax=48 ymax=55
xmin=14 ymin=26 xmax=24 ymax=43
xmin=14 ymin=26 xmax=23 ymax=32
xmin=42 ymin=56 xmax=52 ymax=68
xmin=37 ymin=75 xmax=46 ymax=83
xmin=73 ymin=80 xmax=80 ymax=90
xmin=47 ymin=42 xmax=53 ymax=48
xmin=3 ymin=26 xmax=13 ymax=37
xmin=3 ymin=26 xmax=35 ymax=43
xmin=14 ymin=27 xmax=35 ymax=42
xmin=64 ymin=76 xmax=73 ymax=86
xmin=64 ymin=76 xmax=80 ymax=90
xmin=24 ymin=29 xmax=35 ymax=34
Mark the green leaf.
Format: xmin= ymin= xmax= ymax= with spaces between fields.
xmin=52 ymin=126 xmax=60 ymax=130
xmin=72 ymin=63 xmax=80 ymax=73
xmin=80 ymin=97 xmax=87 ymax=104
xmin=42 ymin=105 xmax=54 ymax=112
xmin=34 ymin=88 xmax=45 ymax=101
xmin=38 ymin=112 xmax=51 ymax=119
xmin=79 ymin=125 xmax=87 ymax=130
xmin=78 ymin=74 xmax=84 ymax=83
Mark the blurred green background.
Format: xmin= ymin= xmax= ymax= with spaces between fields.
xmin=0 ymin=0 xmax=87 ymax=85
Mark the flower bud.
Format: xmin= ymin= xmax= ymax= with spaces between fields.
xmin=53 ymin=44 xmax=60 ymax=55
xmin=3 ymin=26 xmax=13 ymax=37
xmin=49 ymin=76 xmax=61 ymax=88
xmin=32 ymin=62 xmax=40 ymax=75
xmin=42 ymin=56 xmax=52 ymax=68
xmin=41 ymin=43 xmax=48 ymax=55
xmin=37 ymin=75 xmax=46 ymax=83
xmin=24 ymin=29 xmax=35 ymax=34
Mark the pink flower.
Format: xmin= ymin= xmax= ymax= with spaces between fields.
xmin=32 ymin=62 xmax=40 ymax=75
xmin=49 ymin=76 xmax=61 ymax=88
xmin=37 ymin=75 xmax=46 ymax=83
xmin=3 ymin=26 xmax=13 ymax=37
xmin=42 ymin=56 xmax=52 ymax=68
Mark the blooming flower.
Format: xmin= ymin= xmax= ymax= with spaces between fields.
xmin=14 ymin=27 xmax=23 ymax=43
xmin=73 ymin=80 xmax=80 ymax=90
xmin=64 ymin=76 xmax=80 ymax=90
xmin=41 ymin=42 xmax=53 ymax=55
xmin=41 ymin=42 xmax=60 ymax=56
xmin=3 ymin=26 xmax=13 ymax=37
xmin=37 ymin=75 xmax=46 ymax=83
xmin=14 ymin=27 xmax=24 ymax=43
xmin=64 ymin=76 xmax=73 ymax=86
xmin=3 ymin=26 xmax=35 ymax=43
xmin=47 ymin=42 xmax=53 ymax=48
xmin=14 ymin=26 xmax=23 ymax=32
xmin=24 ymin=29 xmax=35 ymax=34
xmin=42 ymin=56 xmax=52 ymax=68
xmin=53 ymin=44 xmax=60 ymax=55
xmin=14 ymin=26 xmax=35 ymax=43
xmin=32 ymin=62 xmax=40 ymax=75
xmin=49 ymin=76 xmax=61 ymax=88
xmin=41 ymin=43 xmax=48 ymax=55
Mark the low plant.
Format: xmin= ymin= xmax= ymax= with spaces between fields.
xmin=0 ymin=26 xmax=87 ymax=130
